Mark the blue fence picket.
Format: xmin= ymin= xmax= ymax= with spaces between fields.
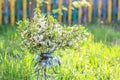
xmin=73 ymin=0 xmax=78 ymax=24
xmin=17 ymin=0 xmax=22 ymax=21
xmin=28 ymin=0 xmax=32 ymax=19
xmin=92 ymin=0 xmax=98 ymax=23
xmin=63 ymin=0 xmax=68 ymax=24
xmin=3 ymin=0 xmax=9 ymax=24
xmin=112 ymin=0 xmax=117 ymax=22
xmin=83 ymin=6 xmax=88 ymax=23
xmin=52 ymin=0 xmax=58 ymax=18
xmin=102 ymin=0 xmax=107 ymax=22
xmin=41 ymin=1 xmax=47 ymax=15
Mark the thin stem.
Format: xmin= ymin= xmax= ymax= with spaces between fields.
xmin=44 ymin=67 xmax=47 ymax=80
xmin=37 ymin=70 xmax=40 ymax=80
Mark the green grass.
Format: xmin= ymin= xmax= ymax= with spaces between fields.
xmin=85 ymin=24 xmax=120 ymax=45
xmin=0 ymin=24 xmax=120 ymax=80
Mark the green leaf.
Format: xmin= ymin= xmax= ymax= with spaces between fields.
xmin=62 ymin=6 xmax=68 ymax=11
xmin=73 ymin=1 xmax=80 ymax=8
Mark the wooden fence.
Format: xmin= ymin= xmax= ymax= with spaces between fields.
xmin=0 ymin=0 xmax=120 ymax=25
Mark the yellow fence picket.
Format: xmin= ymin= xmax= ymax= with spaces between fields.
xmin=68 ymin=0 xmax=72 ymax=25
xmin=58 ymin=0 xmax=62 ymax=23
xmin=108 ymin=0 xmax=112 ymax=23
xmin=0 ymin=0 xmax=2 ymax=24
xmin=88 ymin=0 xmax=92 ymax=23
xmin=10 ymin=0 xmax=15 ymax=25
xmin=47 ymin=0 xmax=51 ymax=16
xmin=23 ymin=0 xmax=27 ymax=20
xmin=118 ymin=0 xmax=120 ymax=20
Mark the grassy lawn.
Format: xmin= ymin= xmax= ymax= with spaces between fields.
xmin=0 ymin=24 xmax=120 ymax=80
xmin=85 ymin=24 xmax=120 ymax=45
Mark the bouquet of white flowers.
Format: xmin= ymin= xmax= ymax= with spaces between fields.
xmin=18 ymin=9 xmax=89 ymax=54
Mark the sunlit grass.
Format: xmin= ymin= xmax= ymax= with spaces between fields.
xmin=0 ymin=24 xmax=120 ymax=80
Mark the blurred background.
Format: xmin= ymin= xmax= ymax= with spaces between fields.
xmin=0 ymin=0 xmax=120 ymax=25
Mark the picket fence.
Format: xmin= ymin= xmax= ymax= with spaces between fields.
xmin=0 ymin=0 xmax=120 ymax=25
